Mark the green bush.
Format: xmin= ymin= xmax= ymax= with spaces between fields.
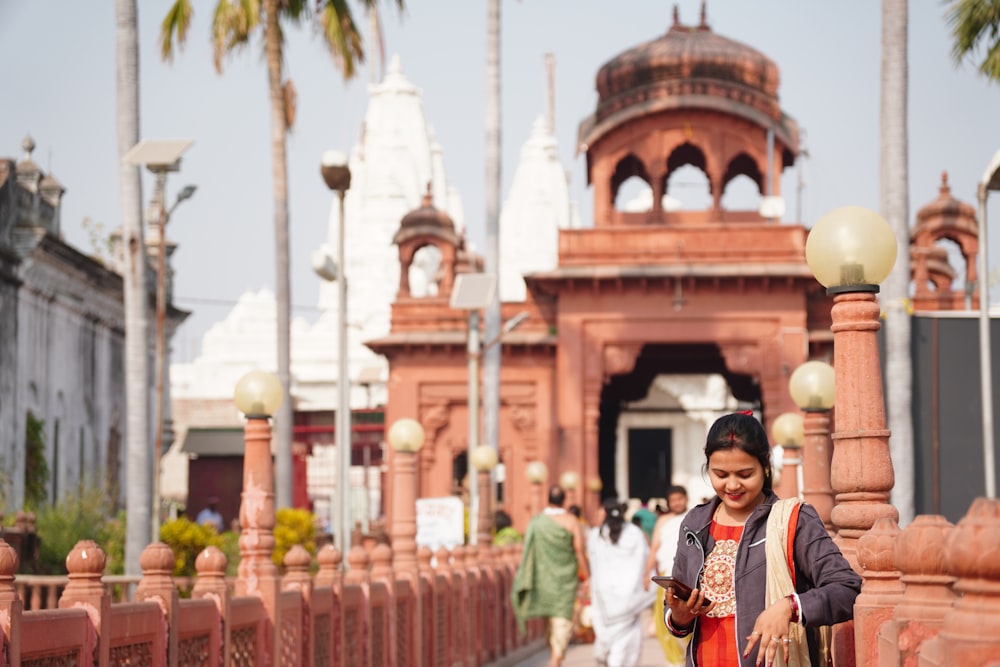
xmin=35 ymin=487 xmax=119 ymax=574
xmin=273 ymin=508 xmax=316 ymax=567
xmin=159 ymin=517 xmax=224 ymax=577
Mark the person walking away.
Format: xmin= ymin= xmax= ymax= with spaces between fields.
xmin=663 ymin=412 xmax=861 ymax=666
xmin=643 ymin=485 xmax=690 ymax=665
xmin=588 ymin=498 xmax=656 ymax=667
xmin=512 ymin=485 xmax=590 ymax=667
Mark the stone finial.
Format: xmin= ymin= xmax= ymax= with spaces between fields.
xmin=938 ymin=498 xmax=1000 ymax=664
xmin=940 ymin=171 xmax=950 ymax=195
xmin=945 ymin=497 xmax=1000 ymax=581
xmin=66 ymin=539 xmax=107 ymax=578
xmin=139 ymin=541 xmax=175 ymax=576
xmin=284 ymin=544 xmax=312 ymax=571
xmin=859 ymin=516 xmax=901 ymax=574
xmin=895 ymin=515 xmax=953 ymax=577
xmin=192 ymin=546 xmax=229 ymax=600
xmin=135 ymin=541 xmax=179 ymax=636
xmin=315 ymin=544 xmax=342 ymax=588
xmin=345 ymin=545 xmax=370 ymax=585
xmin=370 ymin=544 xmax=394 ymax=581
xmin=434 ymin=546 xmax=451 ymax=572
xmin=61 ymin=540 xmax=109 ymax=606
xmin=283 ymin=545 xmax=313 ymax=592
xmin=195 ymin=545 xmax=228 ymax=577
xmin=699 ymin=1 xmax=708 ymax=28
xmin=672 ymin=4 xmax=680 ymax=27
xmin=21 ymin=135 xmax=35 ymax=159
xmin=418 ymin=546 xmax=433 ymax=574
xmin=0 ymin=539 xmax=18 ymax=581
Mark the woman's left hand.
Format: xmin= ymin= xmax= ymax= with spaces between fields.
xmin=743 ymin=597 xmax=793 ymax=666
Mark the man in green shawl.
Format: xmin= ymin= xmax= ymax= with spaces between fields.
xmin=512 ymin=485 xmax=590 ymax=667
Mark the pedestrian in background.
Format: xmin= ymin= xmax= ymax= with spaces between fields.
xmin=587 ymin=498 xmax=656 ymax=667
xmin=512 ymin=485 xmax=590 ymax=667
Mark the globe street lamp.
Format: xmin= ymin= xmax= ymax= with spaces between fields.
xmin=233 ymin=369 xmax=283 ymax=601
xmin=470 ymin=444 xmax=499 ymax=547
xmin=387 ymin=418 xmax=425 ymax=574
xmin=560 ymin=471 xmax=581 ymax=507
xmin=772 ymin=412 xmax=805 ymax=500
xmin=525 ymin=461 xmax=548 ymax=516
xmin=314 ymin=151 xmax=352 ymax=558
xmin=805 ymin=205 xmax=898 ymax=570
xmin=789 ymin=360 xmax=836 ymax=529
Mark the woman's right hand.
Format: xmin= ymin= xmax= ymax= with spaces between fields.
xmin=664 ymin=586 xmax=714 ymax=627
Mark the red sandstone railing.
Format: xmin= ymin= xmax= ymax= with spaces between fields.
xmin=0 ymin=536 xmax=542 ymax=667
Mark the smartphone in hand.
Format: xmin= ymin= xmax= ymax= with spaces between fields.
xmin=651 ymin=576 xmax=712 ymax=607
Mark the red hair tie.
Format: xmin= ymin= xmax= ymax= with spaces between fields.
xmin=737 ymin=410 xmax=753 ymax=416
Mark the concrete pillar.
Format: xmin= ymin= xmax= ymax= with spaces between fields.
xmin=854 ymin=517 xmax=904 ymax=667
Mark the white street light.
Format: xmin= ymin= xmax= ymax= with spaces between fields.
xmin=977 ymin=149 xmax=1000 ymax=499
xmin=122 ymin=138 xmax=194 ymax=541
xmin=316 ymin=150 xmax=353 ymax=558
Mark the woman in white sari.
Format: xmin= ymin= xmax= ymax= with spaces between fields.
xmin=587 ymin=498 xmax=657 ymax=667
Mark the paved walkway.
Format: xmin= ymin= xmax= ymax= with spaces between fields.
xmin=509 ymin=610 xmax=671 ymax=667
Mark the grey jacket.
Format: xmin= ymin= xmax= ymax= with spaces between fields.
xmin=670 ymin=493 xmax=861 ymax=666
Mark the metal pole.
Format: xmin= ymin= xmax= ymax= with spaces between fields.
xmin=468 ymin=310 xmax=480 ymax=545
xmin=978 ymin=183 xmax=996 ymax=498
xmin=337 ymin=189 xmax=354 ymax=557
xmin=151 ymin=170 xmax=168 ymax=541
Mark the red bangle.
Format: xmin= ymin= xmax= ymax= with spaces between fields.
xmin=786 ymin=594 xmax=800 ymax=624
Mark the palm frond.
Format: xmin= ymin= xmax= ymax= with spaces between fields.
xmin=159 ymin=0 xmax=195 ymax=62
xmin=946 ymin=0 xmax=1000 ymax=73
xmin=318 ymin=0 xmax=365 ymax=79
xmin=211 ymin=0 xmax=263 ymax=73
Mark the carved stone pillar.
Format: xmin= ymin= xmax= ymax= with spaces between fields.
xmin=801 ymin=410 xmax=835 ymax=531
xmin=828 ymin=292 xmax=898 ymax=571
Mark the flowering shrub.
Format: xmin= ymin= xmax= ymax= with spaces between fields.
xmin=159 ymin=517 xmax=224 ymax=577
xmin=273 ymin=508 xmax=316 ymax=567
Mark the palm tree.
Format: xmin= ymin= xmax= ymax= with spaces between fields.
xmin=881 ymin=0 xmax=915 ymax=524
xmin=160 ymin=0 xmax=403 ymax=509
xmin=947 ymin=0 xmax=1000 ymax=80
xmin=114 ymin=0 xmax=152 ymax=577
xmin=482 ymin=0 xmax=502 ymax=507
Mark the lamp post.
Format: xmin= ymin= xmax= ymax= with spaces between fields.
xmin=232 ymin=369 xmax=283 ymax=601
xmin=315 ymin=150 xmax=352 ymax=557
xmin=526 ymin=461 xmax=548 ymax=516
xmin=586 ymin=476 xmax=603 ymax=526
xmin=150 ymin=182 xmax=195 ymax=537
xmin=450 ymin=273 xmax=496 ymax=545
xmin=560 ymin=471 xmax=580 ymax=508
xmin=771 ymin=412 xmax=804 ymax=500
xmin=470 ymin=444 xmax=499 ymax=547
xmin=450 ymin=276 xmax=529 ymax=544
xmin=387 ymin=418 xmax=425 ymax=574
xmin=789 ymin=360 xmax=836 ymax=529
xmin=977 ymin=150 xmax=1000 ymax=499
xmin=805 ymin=205 xmax=899 ymax=570
xmin=121 ymin=138 xmax=193 ymax=547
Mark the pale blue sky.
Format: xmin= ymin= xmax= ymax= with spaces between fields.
xmin=2 ymin=1 xmax=998 ymax=362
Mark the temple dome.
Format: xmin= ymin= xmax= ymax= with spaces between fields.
xmin=579 ymin=7 xmax=796 ymax=154
xmin=394 ymin=185 xmax=460 ymax=247
xmin=595 ymin=10 xmax=780 ymax=126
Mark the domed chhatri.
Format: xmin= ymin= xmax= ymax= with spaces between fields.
xmin=594 ymin=4 xmax=780 ymax=127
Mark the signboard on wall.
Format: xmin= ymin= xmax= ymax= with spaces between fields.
xmin=415 ymin=496 xmax=465 ymax=550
